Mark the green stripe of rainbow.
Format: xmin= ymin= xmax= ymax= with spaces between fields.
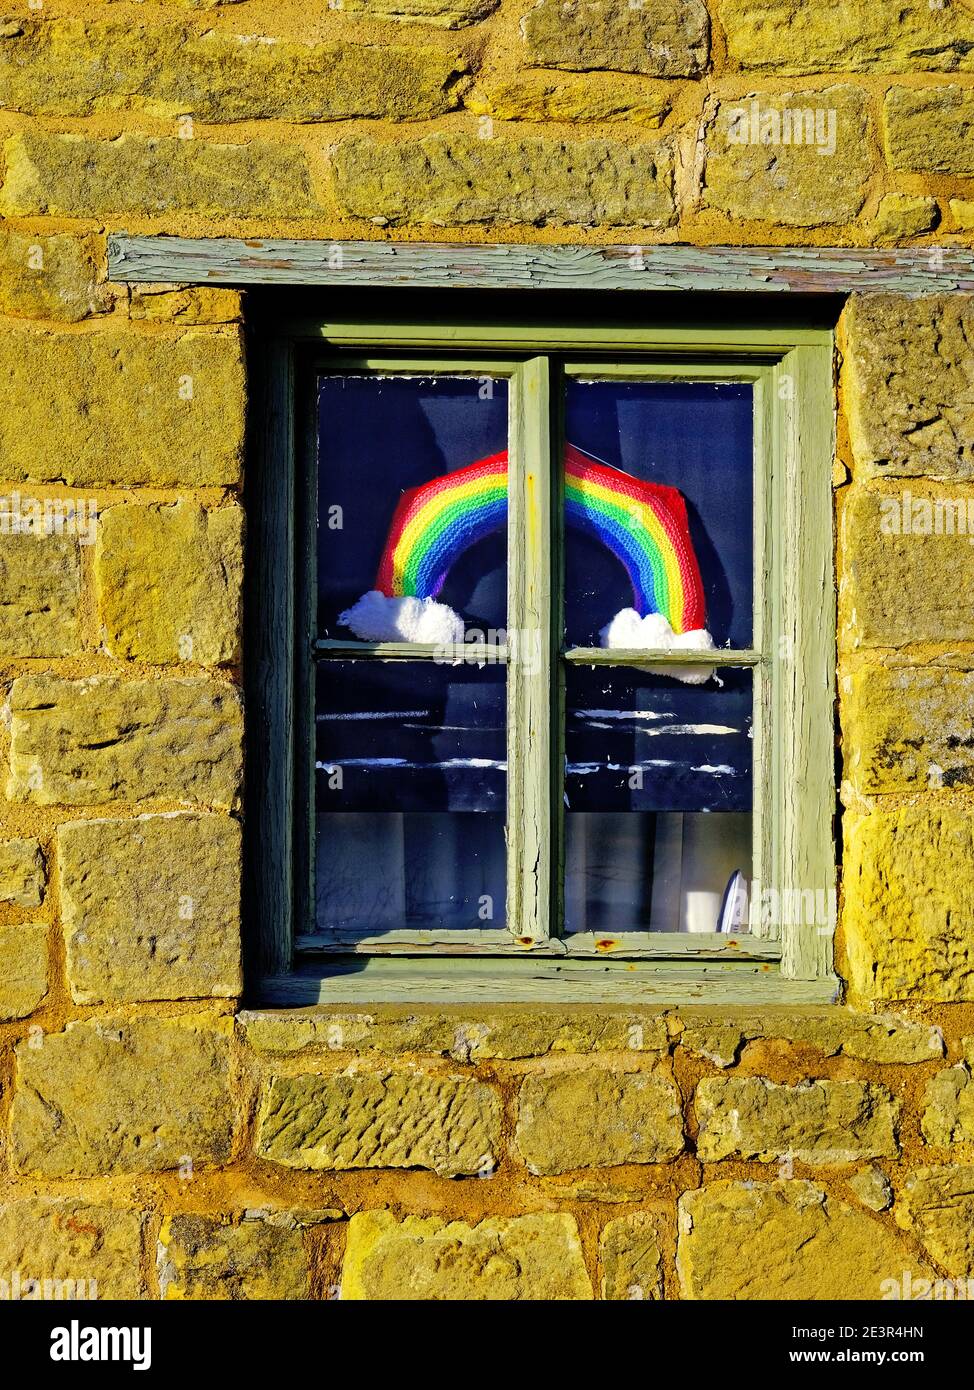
xmin=374 ymin=445 xmax=706 ymax=634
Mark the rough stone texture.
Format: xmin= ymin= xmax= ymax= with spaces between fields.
xmin=702 ymin=88 xmax=871 ymax=226
xmin=718 ymin=0 xmax=974 ymax=74
xmin=11 ymin=1016 xmax=234 ymax=1176
xmin=951 ymin=198 xmax=974 ymax=231
xmin=0 ymin=922 xmax=48 ymax=1020
xmin=840 ymin=490 xmax=974 ymax=648
xmin=678 ymin=1010 xmax=943 ymax=1067
xmin=922 ymin=1065 xmax=974 ymax=1146
xmin=600 ymin=1213 xmax=663 ymax=1300
xmin=898 ymin=1166 xmax=974 ymax=1278
xmin=466 ymin=75 xmax=671 ymax=125
xmin=0 ymin=21 xmax=464 ymax=122
xmin=0 ymin=227 xmax=104 ymax=321
xmin=0 ymin=325 xmax=245 ymax=486
xmin=342 ymin=1210 xmax=593 ymax=1300
xmin=679 ymin=1180 xmax=932 ymax=1300
xmin=256 ymin=1070 xmax=501 ymax=1176
xmin=158 ymin=1214 xmax=309 ymax=1299
xmin=695 ymin=1077 xmax=898 ymax=1164
xmin=127 ymin=285 xmax=241 ymax=324
xmin=844 ymin=806 xmax=974 ymax=1001
xmin=516 ymin=1069 xmax=684 ymax=1174
xmin=239 ymin=1008 xmax=669 ymax=1058
xmin=843 ymin=295 xmax=974 ymax=479
xmin=842 ymin=666 xmax=974 ymax=793
xmin=8 ymin=675 xmax=243 ymax=809
xmin=874 ymin=193 xmax=938 ymax=239
xmin=1 ymin=131 xmax=317 ymax=220
xmin=332 ymin=134 xmax=675 ymax=227
xmin=0 ymin=1198 xmax=144 ymax=1300
xmin=847 ymin=1166 xmax=893 ymax=1212
xmin=885 ymin=85 xmax=974 ymax=174
xmin=0 ymin=531 xmax=80 ymax=657
xmin=341 ymin=0 xmax=497 ymax=24
xmin=522 ymin=0 xmax=709 ymax=77
xmin=59 ymin=813 xmax=242 ymax=1004
xmin=96 ymin=501 xmax=243 ymax=666
xmin=0 ymin=837 xmax=45 ymax=907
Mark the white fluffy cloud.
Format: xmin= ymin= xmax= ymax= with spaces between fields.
xmin=338 ymin=591 xmax=465 ymax=645
xmin=599 ymin=609 xmax=716 ymax=685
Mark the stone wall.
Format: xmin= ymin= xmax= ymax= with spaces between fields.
xmin=1 ymin=0 xmax=974 ymax=1300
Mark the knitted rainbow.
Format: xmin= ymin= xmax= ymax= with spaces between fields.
xmin=373 ymin=445 xmax=706 ymax=634
xmin=563 ymin=444 xmax=706 ymax=635
xmin=375 ymin=451 xmax=508 ymax=606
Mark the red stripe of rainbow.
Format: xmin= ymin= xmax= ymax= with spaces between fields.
xmin=374 ymin=446 xmax=706 ymax=635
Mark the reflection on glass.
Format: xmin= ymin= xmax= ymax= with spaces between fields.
xmin=564 ymin=667 xmax=752 ymax=935
xmin=317 ymin=375 xmax=509 ymax=640
xmin=315 ymin=661 xmax=506 ymax=934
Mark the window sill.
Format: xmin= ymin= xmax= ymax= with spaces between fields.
xmin=257 ymin=958 xmax=840 ymax=1007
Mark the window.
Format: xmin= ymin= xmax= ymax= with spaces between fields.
xmin=249 ymin=315 xmax=836 ymax=1005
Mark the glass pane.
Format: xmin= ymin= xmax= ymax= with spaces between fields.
xmin=563 ymin=380 xmax=753 ymax=651
xmin=315 ymin=661 xmax=506 ymax=934
xmin=317 ymin=374 xmax=509 ymax=641
xmin=564 ymin=666 xmax=752 ymax=935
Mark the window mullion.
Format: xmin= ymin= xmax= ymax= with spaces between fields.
xmin=506 ymin=356 xmax=555 ymax=947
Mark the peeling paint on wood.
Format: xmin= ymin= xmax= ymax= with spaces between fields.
xmin=108 ymin=237 xmax=974 ymax=296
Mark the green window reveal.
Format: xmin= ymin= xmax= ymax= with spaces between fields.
xmin=249 ymin=314 xmax=837 ymax=1006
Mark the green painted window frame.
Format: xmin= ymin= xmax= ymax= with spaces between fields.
xmin=248 ymin=316 xmax=837 ymax=1006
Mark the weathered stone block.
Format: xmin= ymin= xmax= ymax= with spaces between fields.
xmin=0 ymin=325 xmax=245 ymax=486
xmin=8 ymin=675 xmax=243 ymax=808
xmin=898 ymin=1166 xmax=974 ymax=1278
xmin=332 ymin=134 xmax=675 ymax=227
xmin=95 ymin=501 xmax=243 ymax=666
xmin=695 ymin=1077 xmax=898 ymax=1164
xmin=0 ymin=837 xmax=45 ymax=907
xmin=843 ymin=295 xmax=974 ymax=479
xmin=678 ymin=1180 xmax=932 ymax=1299
xmin=842 ymin=666 xmax=974 ymax=793
xmin=0 ymin=531 xmax=80 ymax=657
xmin=515 ymin=1069 xmax=684 ymax=1174
xmin=126 ymin=285 xmax=241 ymax=324
xmin=951 ymin=198 xmax=974 ymax=231
xmin=702 ymin=88 xmax=871 ymax=226
xmin=847 ymin=1166 xmax=892 ymax=1212
xmin=466 ymin=75 xmax=671 ymax=125
xmin=11 ymin=1015 xmax=234 ymax=1176
xmin=600 ymin=1213 xmax=663 ymax=1300
xmin=921 ymin=1065 xmax=974 ymax=1146
xmin=59 ymin=813 xmax=241 ymax=1004
xmin=678 ymin=1009 xmax=943 ymax=1067
xmin=239 ymin=1007 xmax=670 ymax=1059
xmin=1 ymin=131 xmax=316 ymax=220
xmin=840 ymin=490 xmax=974 ymax=648
xmin=342 ymin=1211 xmax=593 ymax=1300
xmin=522 ymin=0 xmax=709 ymax=76
xmin=874 ymin=193 xmax=938 ymax=239
xmin=340 ymin=0 xmax=497 ymax=24
xmin=0 ymin=1198 xmax=144 ymax=1300
xmin=844 ymin=805 xmax=974 ymax=1001
xmin=885 ymin=85 xmax=974 ymax=173
xmin=256 ymin=1070 xmax=500 ymax=1176
xmin=718 ymin=0 xmax=974 ymax=74
xmin=0 ymin=21 xmax=464 ymax=122
xmin=0 ymin=922 xmax=48 ymax=1020
xmin=0 ymin=228 xmax=104 ymax=321
xmin=158 ymin=1215 xmax=309 ymax=1299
